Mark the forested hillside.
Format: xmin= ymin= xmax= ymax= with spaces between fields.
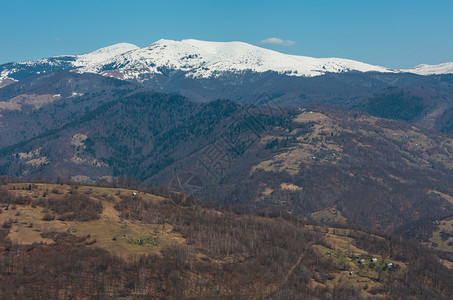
xmin=0 ymin=180 xmax=452 ymax=298
xmin=1 ymin=92 xmax=452 ymax=250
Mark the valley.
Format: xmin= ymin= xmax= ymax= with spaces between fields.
xmin=0 ymin=34 xmax=453 ymax=298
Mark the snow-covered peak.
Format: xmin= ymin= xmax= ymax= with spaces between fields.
xmin=400 ymin=62 xmax=453 ymax=75
xmin=179 ymin=39 xmax=261 ymax=53
xmin=78 ymin=38 xmax=394 ymax=79
xmin=73 ymin=43 xmax=139 ymax=69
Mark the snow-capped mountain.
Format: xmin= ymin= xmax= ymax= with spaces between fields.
xmin=1 ymin=39 xmax=453 ymax=88
xmin=75 ymin=39 xmax=395 ymax=79
xmin=0 ymin=39 xmax=394 ymax=85
xmin=400 ymin=62 xmax=453 ymax=75
xmin=71 ymin=43 xmax=139 ymax=69
xmin=0 ymin=43 xmax=138 ymax=86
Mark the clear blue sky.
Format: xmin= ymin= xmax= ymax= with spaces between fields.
xmin=1 ymin=0 xmax=452 ymax=68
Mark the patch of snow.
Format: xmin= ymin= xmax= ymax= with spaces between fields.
xmin=72 ymin=43 xmax=140 ymax=71
xmin=0 ymin=69 xmax=19 ymax=86
xmin=70 ymin=92 xmax=84 ymax=97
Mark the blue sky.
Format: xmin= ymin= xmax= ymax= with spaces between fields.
xmin=1 ymin=0 xmax=452 ymax=68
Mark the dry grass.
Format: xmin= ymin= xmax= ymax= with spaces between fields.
xmin=1 ymin=183 xmax=183 ymax=258
xmin=280 ymin=183 xmax=302 ymax=191
xmin=440 ymin=259 xmax=453 ymax=269
xmin=427 ymin=216 xmax=453 ymax=254
xmin=261 ymin=187 xmax=274 ymax=196
xmin=429 ymin=190 xmax=453 ymax=205
xmin=0 ymin=94 xmax=60 ymax=111
xmin=252 ymin=111 xmax=343 ymax=175
xmin=1 ymin=205 xmax=56 ymax=245
xmin=381 ymin=127 xmax=453 ymax=170
xmin=311 ymin=226 xmax=407 ymax=298
xmin=312 ymin=244 xmax=383 ymax=297
xmin=293 ymin=111 xmax=331 ymax=123
xmin=311 ymin=207 xmax=347 ymax=225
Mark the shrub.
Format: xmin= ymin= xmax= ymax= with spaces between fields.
xmin=42 ymin=213 xmax=55 ymax=221
xmin=2 ymin=219 xmax=13 ymax=229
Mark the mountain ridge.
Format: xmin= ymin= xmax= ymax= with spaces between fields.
xmin=1 ymin=91 xmax=452 ymax=239
xmin=2 ymin=39 xmax=453 ymax=87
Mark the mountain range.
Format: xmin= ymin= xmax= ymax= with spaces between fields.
xmin=2 ymin=39 xmax=453 ymax=133
xmin=1 ymin=39 xmax=453 ymax=255
xmin=2 ymin=39 xmax=453 ymax=87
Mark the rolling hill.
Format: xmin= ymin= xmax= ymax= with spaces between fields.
xmin=0 ymin=181 xmax=452 ymax=298
xmin=0 ymin=91 xmax=452 ymax=246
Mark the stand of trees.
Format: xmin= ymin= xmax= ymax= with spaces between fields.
xmin=0 ymin=179 xmax=452 ymax=298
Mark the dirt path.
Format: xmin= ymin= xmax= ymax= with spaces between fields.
xmin=265 ymin=251 xmax=306 ymax=298
xmin=284 ymin=252 xmax=305 ymax=282
xmin=418 ymin=104 xmax=449 ymax=129
xmin=100 ymin=201 xmax=121 ymax=222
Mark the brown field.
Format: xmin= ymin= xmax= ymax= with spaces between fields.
xmin=0 ymin=183 xmax=183 ymax=257
xmin=427 ymin=216 xmax=453 ymax=255
xmin=309 ymin=226 xmax=407 ymax=298
xmin=311 ymin=207 xmax=348 ymax=225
